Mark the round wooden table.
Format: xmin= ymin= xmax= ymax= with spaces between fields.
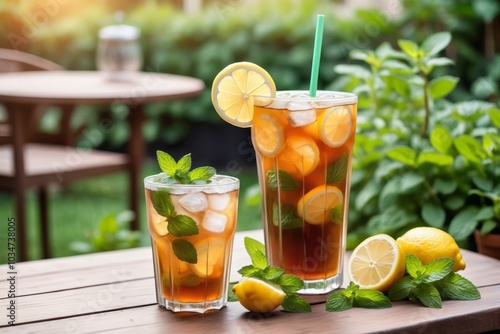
xmin=0 ymin=70 xmax=205 ymax=261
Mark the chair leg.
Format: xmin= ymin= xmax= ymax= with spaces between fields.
xmin=14 ymin=187 xmax=28 ymax=262
xmin=39 ymin=187 xmax=51 ymax=258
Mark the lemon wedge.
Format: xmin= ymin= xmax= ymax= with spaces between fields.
xmin=232 ymin=277 xmax=286 ymax=313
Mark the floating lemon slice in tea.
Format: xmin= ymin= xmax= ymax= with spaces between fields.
xmin=211 ymin=62 xmax=276 ymax=128
xmin=190 ymin=237 xmax=226 ymax=279
xmin=320 ymin=106 xmax=352 ymax=147
xmin=232 ymin=277 xmax=286 ymax=313
xmin=253 ymin=114 xmax=284 ymax=157
xmin=297 ymin=185 xmax=343 ymax=225
xmin=347 ymin=234 xmax=406 ymax=293
xmin=277 ymin=136 xmax=320 ymax=177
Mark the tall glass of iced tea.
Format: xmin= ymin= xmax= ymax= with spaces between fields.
xmin=252 ymin=91 xmax=357 ymax=294
xmin=144 ymin=174 xmax=240 ymax=312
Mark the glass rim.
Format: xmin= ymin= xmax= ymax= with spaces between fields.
xmin=253 ymin=90 xmax=357 ymax=104
xmin=144 ymin=173 xmax=240 ymax=193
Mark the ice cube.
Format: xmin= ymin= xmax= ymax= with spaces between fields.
xmin=267 ymin=99 xmax=290 ymax=109
xmin=287 ymin=101 xmax=313 ymax=111
xmin=179 ymin=193 xmax=208 ymax=213
xmin=287 ymin=109 xmax=317 ymax=127
xmin=208 ymin=193 xmax=230 ymax=211
xmin=311 ymin=100 xmax=338 ymax=108
xmin=202 ymin=210 xmax=227 ymax=233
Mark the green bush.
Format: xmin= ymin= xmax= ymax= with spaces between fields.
xmin=336 ymin=32 xmax=500 ymax=250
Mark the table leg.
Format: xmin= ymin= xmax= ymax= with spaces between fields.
xmin=127 ymin=104 xmax=145 ymax=231
xmin=8 ymin=104 xmax=28 ymax=262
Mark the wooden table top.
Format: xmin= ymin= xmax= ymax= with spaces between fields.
xmin=0 ymin=70 xmax=205 ymax=105
xmin=1 ymin=229 xmax=499 ymax=333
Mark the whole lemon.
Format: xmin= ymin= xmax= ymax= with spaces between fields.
xmin=232 ymin=277 xmax=285 ymax=313
xmin=396 ymin=227 xmax=466 ymax=271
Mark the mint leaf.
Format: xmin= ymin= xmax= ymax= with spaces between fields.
xmin=325 ymin=290 xmax=353 ymax=312
xmin=151 ymin=190 xmax=176 ymax=218
xmin=277 ymin=274 xmax=304 ymax=293
xmin=267 ymin=170 xmax=300 ymax=190
xmin=423 ymin=257 xmax=454 ymax=283
xmin=167 ymin=214 xmax=199 ymax=237
xmin=179 ymin=274 xmax=200 ymax=287
xmin=252 ymin=250 xmax=269 ymax=270
xmin=176 ymin=153 xmax=192 ymax=174
xmin=189 ymin=166 xmax=216 ymax=182
xmin=281 ymin=294 xmax=311 ymax=313
xmin=244 ymin=237 xmax=267 ymax=261
xmin=433 ymin=272 xmax=481 ymax=300
xmin=412 ymin=283 xmax=442 ymax=308
xmin=326 ymin=155 xmax=348 ymax=183
xmin=262 ymin=266 xmax=285 ymax=281
xmin=353 ymin=289 xmax=392 ymax=309
xmin=388 ymin=276 xmax=413 ymax=301
xmin=157 ymin=150 xmax=177 ymax=175
xmin=406 ymin=254 xmax=426 ymax=278
xmin=238 ymin=265 xmax=262 ymax=278
xmin=273 ymin=203 xmax=302 ymax=229
xmin=152 ymin=174 xmax=176 ymax=184
xmin=329 ymin=204 xmax=343 ymax=223
xmin=172 ymin=239 xmax=197 ymax=264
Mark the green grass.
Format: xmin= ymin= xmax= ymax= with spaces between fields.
xmin=0 ymin=162 xmax=261 ymax=263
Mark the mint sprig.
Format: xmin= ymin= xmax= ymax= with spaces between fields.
xmin=326 ymin=282 xmax=392 ymax=312
xmin=150 ymin=150 xmax=218 ymax=263
xmin=236 ymin=237 xmax=311 ymax=313
xmin=156 ymin=150 xmax=216 ymax=185
xmin=326 ymin=254 xmax=480 ymax=312
xmin=388 ymin=254 xmax=480 ymax=308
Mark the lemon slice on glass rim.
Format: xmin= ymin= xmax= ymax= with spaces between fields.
xmin=211 ymin=62 xmax=276 ymax=128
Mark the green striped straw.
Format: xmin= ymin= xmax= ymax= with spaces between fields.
xmin=309 ymin=14 xmax=325 ymax=98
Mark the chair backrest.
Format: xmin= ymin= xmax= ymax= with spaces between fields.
xmin=0 ymin=48 xmax=64 ymax=72
xmin=0 ymin=49 xmax=66 ymax=144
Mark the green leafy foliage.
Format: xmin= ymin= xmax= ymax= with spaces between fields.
xmin=325 ymin=282 xmax=392 ymax=312
xmin=69 ymin=210 xmax=141 ymax=253
xmin=235 ymin=237 xmax=311 ymax=313
xmin=336 ymin=32 xmax=500 ymax=249
xmin=388 ymin=254 xmax=480 ymax=308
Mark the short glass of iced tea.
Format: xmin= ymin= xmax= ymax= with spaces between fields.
xmin=144 ymin=173 xmax=239 ymax=312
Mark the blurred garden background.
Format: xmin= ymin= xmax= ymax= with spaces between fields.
xmin=0 ymin=0 xmax=499 ymax=262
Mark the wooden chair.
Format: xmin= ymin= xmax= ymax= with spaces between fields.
xmin=0 ymin=48 xmax=129 ymax=261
